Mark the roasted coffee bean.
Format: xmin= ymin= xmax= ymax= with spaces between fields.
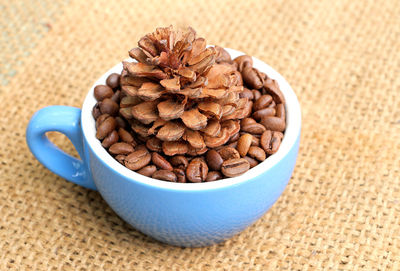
xmin=101 ymin=130 xmax=119 ymax=148
xmin=137 ymin=165 xmax=157 ymax=177
xmin=268 ymin=100 xmax=276 ymax=108
xmin=247 ymin=146 xmax=266 ymax=161
xmin=252 ymin=89 xmax=261 ymax=101
xmin=205 ymin=171 xmax=223 ymax=182
xmin=229 ymin=132 xmax=240 ymax=143
xmin=109 ymin=142 xmax=135 ymax=155
xmin=186 ymin=157 xmax=208 ymax=182
xmin=152 ymin=170 xmax=177 ymax=182
xmin=252 ymin=107 xmax=276 ymax=121
xmin=242 ymin=66 xmax=264 ymax=89
xmin=92 ymin=103 xmax=101 ymax=119
xmin=251 ymin=135 xmax=260 ymax=146
xmin=241 ymin=122 xmax=266 ymax=135
xmin=240 ymin=117 xmax=257 ymax=127
xmin=124 ymin=148 xmax=151 ymax=170
xmin=206 ymin=149 xmax=224 ymax=171
xmin=99 ymin=98 xmax=119 ymax=116
xmin=146 ymin=137 xmax=162 ymax=152
xmin=233 ymin=55 xmax=253 ymax=72
xmin=96 ymin=116 xmax=116 ymax=139
xmin=170 ymin=155 xmax=189 ymax=169
xmin=243 ymin=156 xmax=258 ymax=168
xmin=118 ymin=128 xmax=135 ymax=144
xmin=94 ymin=85 xmax=113 ymax=101
xmin=276 ymin=103 xmax=285 ymax=120
xmin=237 ymin=133 xmax=253 ymax=157
xmin=218 ymin=146 xmax=240 ymax=160
xmin=263 ymin=78 xmax=285 ymax=104
xmin=260 ymin=130 xmax=272 ymax=150
xmin=227 ymin=141 xmax=238 ymax=149
xmin=253 ymin=95 xmax=273 ymax=111
xmin=261 ymin=130 xmax=282 ymax=154
xmin=96 ymin=113 xmax=110 ymax=128
xmin=239 ymin=88 xmax=254 ymax=100
xmin=162 ymin=141 xmax=189 ymax=156
xmin=151 ymin=152 xmax=173 ymax=170
xmin=173 ymin=168 xmax=186 ymax=183
xmin=260 ymin=116 xmax=286 ymax=132
xmin=115 ymin=154 xmax=126 ymax=164
xmin=115 ymin=116 xmax=127 ymax=129
xmin=221 ymin=158 xmax=250 ymax=177
xmin=111 ymin=90 xmax=121 ymax=103
xmin=106 ymin=73 xmax=121 ymax=89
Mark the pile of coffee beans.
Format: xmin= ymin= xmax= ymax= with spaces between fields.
xmin=92 ymin=55 xmax=286 ymax=183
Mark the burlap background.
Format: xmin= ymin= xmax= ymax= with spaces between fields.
xmin=1 ymin=0 xmax=399 ymax=270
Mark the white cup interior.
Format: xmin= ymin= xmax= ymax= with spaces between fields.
xmin=81 ymin=48 xmax=301 ymax=191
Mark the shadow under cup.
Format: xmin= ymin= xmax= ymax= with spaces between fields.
xmin=29 ymin=48 xmax=301 ymax=247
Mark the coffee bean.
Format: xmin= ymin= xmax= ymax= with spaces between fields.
xmin=96 ymin=113 xmax=109 ymax=128
xmin=146 ymin=137 xmax=162 ymax=152
xmin=227 ymin=141 xmax=238 ymax=149
xmin=243 ymin=156 xmax=258 ymax=168
xmin=137 ymin=165 xmax=157 ymax=177
xmin=252 ymin=89 xmax=261 ymax=101
xmin=252 ymin=107 xmax=276 ymax=121
xmin=115 ymin=116 xmax=127 ymax=129
xmin=237 ymin=133 xmax=253 ymax=157
xmin=101 ymin=130 xmax=119 ymax=148
xmin=205 ymin=171 xmax=223 ymax=182
xmin=170 ymin=156 xmax=188 ymax=169
xmin=206 ymin=149 xmax=224 ymax=171
xmin=243 ymin=66 xmax=264 ymax=89
xmin=263 ymin=77 xmax=285 ymax=104
xmin=218 ymin=146 xmax=240 ymax=160
xmin=109 ymin=142 xmax=135 ymax=155
xmin=240 ymin=117 xmax=257 ymax=127
xmin=253 ymin=95 xmax=273 ymax=111
xmin=221 ymin=158 xmax=250 ymax=177
xmin=247 ymin=146 xmax=266 ymax=161
xmin=239 ymin=88 xmax=254 ymax=100
xmin=92 ymin=103 xmax=101 ymax=119
xmin=173 ymin=168 xmax=186 ymax=183
xmin=125 ymin=148 xmax=151 ymax=170
xmin=261 ymin=130 xmax=282 ymax=154
xmin=99 ymin=98 xmax=119 ymax=116
xmin=151 ymin=152 xmax=173 ymax=170
xmin=241 ymin=122 xmax=266 ymax=135
xmin=111 ymin=90 xmax=121 ymax=103
xmin=106 ymin=73 xmax=121 ymax=89
xmin=115 ymin=154 xmax=126 ymax=164
xmin=152 ymin=170 xmax=177 ymax=182
xmin=233 ymin=55 xmax=253 ymax=72
xmin=268 ymin=100 xmax=276 ymax=109
xmin=118 ymin=128 xmax=135 ymax=144
xmin=276 ymin=103 xmax=285 ymax=120
xmin=260 ymin=116 xmax=286 ymax=132
xmin=255 ymin=137 xmax=262 ymax=148
xmin=96 ymin=116 xmax=116 ymax=139
xmin=186 ymin=157 xmax=208 ymax=182
xmin=94 ymin=85 xmax=113 ymax=101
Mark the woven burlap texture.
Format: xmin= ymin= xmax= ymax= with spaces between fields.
xmin=1 ymin=0 xmax=399 ymax=270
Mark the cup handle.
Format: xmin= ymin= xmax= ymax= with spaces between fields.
xmin=26 ymin=106 xmax=97 ymax=190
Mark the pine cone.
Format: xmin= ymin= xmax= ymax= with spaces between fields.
xmin=119 ymin=26 xmax=252 ymax=155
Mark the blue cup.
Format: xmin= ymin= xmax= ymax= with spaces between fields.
xmin=26 ymin=49 xmax=301 ymax=247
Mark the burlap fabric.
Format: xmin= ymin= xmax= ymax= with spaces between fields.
xmin=1 ymin=0 xmax=399 ymax=269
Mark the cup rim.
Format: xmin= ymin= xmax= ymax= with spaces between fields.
xmin=81 ymin=48 xmax=301 ymax=191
